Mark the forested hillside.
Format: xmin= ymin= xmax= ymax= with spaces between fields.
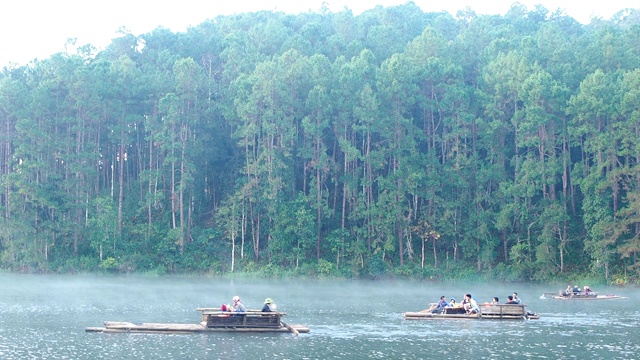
xmin=1 ymin=2 xmax=640 ymax=282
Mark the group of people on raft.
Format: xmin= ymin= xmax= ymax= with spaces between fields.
xmin=427 ymin=292 xmax=522 ymax=315
xmin=220 ymin=296 xmax=277 ymax=313
xmin=561 ymin=285 xmax=594 ymax=297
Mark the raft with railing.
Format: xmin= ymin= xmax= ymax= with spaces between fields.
xmin=403 ymin=303 xmax=539 ymax=320
xmin=85 ymin=308 xmax=309 ymax=335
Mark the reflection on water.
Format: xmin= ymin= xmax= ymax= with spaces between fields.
xmin=0 ymin=274 xmax=637 ymax=359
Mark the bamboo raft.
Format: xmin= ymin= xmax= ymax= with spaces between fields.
xmin=550 ymin=294 xmax=627 ymax=300
xmin=85 ymin=308 xmax=310 ymax=335
xmin=541 ymin=291 xmax=627 ymax=300
xmin=404 ymin=304 xmax=540 ymax=320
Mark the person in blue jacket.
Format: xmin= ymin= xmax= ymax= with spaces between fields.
xmin=261 ymin=298 xmax=276 ymax=312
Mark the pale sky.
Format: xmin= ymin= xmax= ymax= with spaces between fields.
xmin=1 ymin=0 xmax=638 ymax=68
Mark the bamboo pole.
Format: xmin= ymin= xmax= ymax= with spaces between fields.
xmin=281 ymin=321 xmax=299 ymax=336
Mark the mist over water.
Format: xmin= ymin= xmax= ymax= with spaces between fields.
xmin=0 ymin=273 xmax=637 ymax=359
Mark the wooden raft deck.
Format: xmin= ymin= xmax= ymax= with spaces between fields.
xmin=85 ymin=321 xmax=310 ymax=334
xmin=542 ymin=291 xmax=627 ymax=300
xmin=404 ymin=304 xmax=539 ymax=320
xmin=550 ymin=294 xmax=627 ymax=300
xmin=85 ymin=308 xmax=310 ymax=334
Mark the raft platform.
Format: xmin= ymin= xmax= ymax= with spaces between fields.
xmin=541 ymin=291 xmax=627 ymax=300
xmin=550 ymin=294 xmax=627 ymax=300
xmin=86 ymin=308 xmax=310 ymax=334
xmin=404 ymin=304 xmax=539 ymax=320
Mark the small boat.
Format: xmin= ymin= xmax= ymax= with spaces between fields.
xmin=85 ymin=308 xmax=309 ymax=335
xmin=403 ymin=303 xmax=539 ymax=320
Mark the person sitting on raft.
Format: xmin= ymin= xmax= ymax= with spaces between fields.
xmin=232 ymin=296 xmax=246 ymax=312
xmin=505 ymin=295 xmax=519 ymax=304
xmin=512 ymin=292 xmax=521 ymax=304
xmin=583 ymin=286 xmax=593 ymax=295
xmin=433 ymin=296 xmax=449 ymax=313
xmin=463 ymin=294 xmax=479 ymax=314
xmin=442 ymin=297 xmax=464 ymax=314
xmin=425 ymin=296 xmax=448 ymax=313
xmin=262 ymin=298 xmax=276 ymax=312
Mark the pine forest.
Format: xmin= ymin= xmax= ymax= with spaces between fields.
xmin=1 ymin=2 xmax=640 ymax=283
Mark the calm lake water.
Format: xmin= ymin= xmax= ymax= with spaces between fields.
xmin=0 ymin=273 xmax=637 ymax=359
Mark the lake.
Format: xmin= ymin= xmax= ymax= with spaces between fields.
xmin=0 ymin=273 xmax=637 ymax=359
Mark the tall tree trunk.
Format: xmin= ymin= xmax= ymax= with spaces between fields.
xmin=171 ymin=146 xmax=177 ymax=230
xmin=179 ymin=136 xmax=186 ymax=254
xmin=432 ymin=236 xmax=438 ymax=269
xmin=364 ymin=126 xmax=372 ymax=251
xmin=316 ymin=164 xmax=322 ymax=260
xmin=2 ymin=117 xmax=11 ymax=219
xmin=118 ymin=130 xmax=125 ymax=234
xmin=395 ymin=156 xmax=404 ymax=266
xmin=147 ymin=130 xmax=154 ymax=240
xmin=241 ymin=200 xmax=246 ymax=260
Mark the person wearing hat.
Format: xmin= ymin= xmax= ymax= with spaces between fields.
xmin=261 ymin=298 xmax=276 ymax=312
xmin=232 ymin=295 xmax=246 ymax=312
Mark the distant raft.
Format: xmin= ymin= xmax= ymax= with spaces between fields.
xmin=403 ymin=304 xmax=539 ymax=320
xmin=548 ymin=293 xmax=627 ymax=300
xmin=85 ymin=309 xmax=309 ymax=335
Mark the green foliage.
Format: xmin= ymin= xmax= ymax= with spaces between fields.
xmin=489 ymin=263 xmax=524 ymax=282
xmin=363 ymin=255 xmax=389 ymax=279
xmin=99 ymin=257 xmax=119 ymax=271
xmin=86 ymin=196 xmax=119 ymax=261
xmin=316 ymin=259 xmax=334 ymax=276
xmin=268 ymin=194 xmax=316 ymax=266
xmin=440 ymin=263 xmax=484 ymax=282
